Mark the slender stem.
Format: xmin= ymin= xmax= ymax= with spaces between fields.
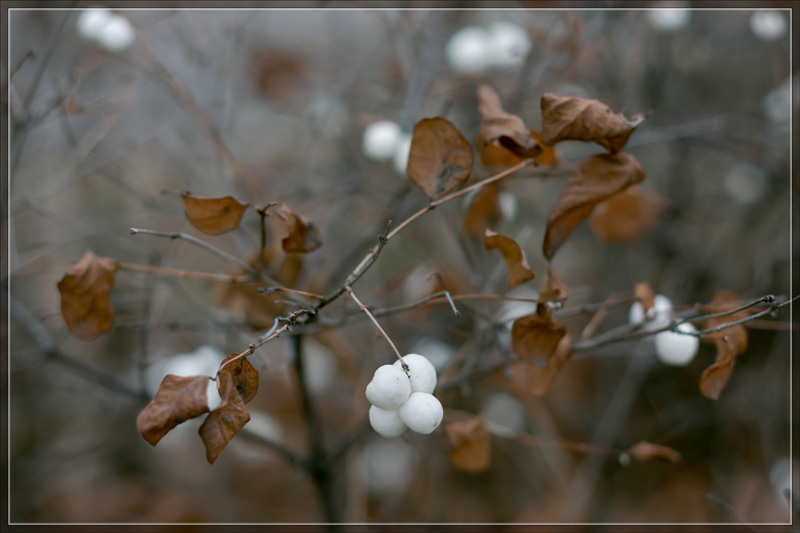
xmin=259 ymin=287 xmax=324 ymax=300
xmin=346 ymin=286 xmax=406 ymax=368
xmin=119 ymin=262 xmax=250 ymax=283
xmin=130 ymin=228 xmax=255 ymax=273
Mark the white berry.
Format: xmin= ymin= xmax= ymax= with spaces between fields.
xmin=363 ymin=121 xmax=401 ymax=161
xmin=445 ymin=26 xmax=490 ymax=75
xmin=366 ymin=365 xmax=411 ymax=410
xmin=646 ymin=9 xmax=691 ymax=33
xmin=654 ymin=322 xmax=700 ymax=366
xmin=486 ymin=21 xmax=531 ymax=68
xmin=392 ymin=132 xmax=412 ymax=176
xmin=398 ymin=392 xmax=443 ymax=434
xmin=393 ymin=354 xmax=437 ymax=394
xmin=629 ymin=302 xmax=646 ymax=325
xmin=750 ymin=11 xmax=786 ymax=41
xmin=96 ymin=14 xmax=136 ymax=52
xmin=368 ymin=405 xmax=407 ymax=438
xmin=77 ymin=9 xmax=113 ymax=40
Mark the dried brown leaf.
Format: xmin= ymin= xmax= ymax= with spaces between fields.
xmin=527 ymin=334 xmax=571 ymax=397
xmin=542 ymin=152 xmax=645 ymax=260
xmin=180 ymin=192 xmax=249 ymax=236
xmin=627 ymin=440 xmax=682 ymax=463
xmin=275 ymin=203 xmax=323 ymax=253
xmin=540 ymin=264 xmax=567 ymax=302
xmin=218 ymin=353 xmax=259 ymax=404
xmin=635 ymin=282 xmax=655 ymax=314
xmin=57 ymin=251 xmax=119 ymax=341
xmin=589 ymin=187 xmax=663 ymax=243
xmin=703 ymin=290 xmax=749 ymax=354
xmin=462 ymin=183 xmax=503 ymax=240
xmin=477 ymin=85 xmax=539 ymax=158
xmin=699 ymin=338 xmax=737 ymax=400
xmin=446 ymin=416 xmax=492 ymax=473
xmin=407 ymin=117 xmax=474 ymax=199
xmin=199 ymin=372 xmax=250 ymax=464
xmin=512 ymin=303 xmax=567 ymax=367
xmin=484 ymin=229 xmax=535 ymax=289
xmin=136 ymin=374 xmax=210 ymax=446
xmin=540 ymin=93 xmax=645 ymax=153
xmin=476 ymin=130 xmax=557 ymax=168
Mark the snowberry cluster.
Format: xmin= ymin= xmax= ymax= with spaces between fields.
xmin=76 ymin=9 xmax=136 ymax=52
xmin=366 ymin=354 xmax=443 ymax=437
xmin=629 ymin=294 xmax=699 ymax=367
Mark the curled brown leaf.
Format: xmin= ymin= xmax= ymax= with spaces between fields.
xmin=512 ymin=303 xmax=566 ymax=368
xmin=540 ymin=264 xmax=567 ymax=302
xmin=627 ymin=440 xmax=682 ymax=463
xmin=180 ymin=192 xmax=249 ymax=236
xmin=407 ymin=117 xmax=474 ymax=199
xmin=275 ymin=203 xmax=323 ymax=253
xmin=699 ymin=337 xmax=737 ymax=401
xmin=446 ymin=416 xmax=492 ymax=473
xmin=199 ymin=371 xmax=251 ymax=464
xmin=462 ymin=183 xmax=503 ymax=240
xmin=542 ymin=152 xmax=645 ymax=260
xmin=484 ymin=229 xmax=535 ymax=289
xmin=477 ymin=85 xmax=540 ymax=158
xmin=589 ymin=187 xmax=663 ymax=243
xmin=540 ymin=93 xmax=645 ymax=153
xmin=218 ymin=353 xmax=259 ymax=404
xmin=57 ymin=251 xmax=119 ymax=341
xmin=527 ymin=334 xmax=571 ymax=397
xmin=476 ymin=130 xmax=557 ymax=168
xmin=136 ymin=374 xmax=211 ymax=446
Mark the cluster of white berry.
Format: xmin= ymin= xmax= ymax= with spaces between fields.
xmin=76 ymin=9 xmax=136 ymax=52
xmin=366 ymin=354 xmax=443 ymax=437
xmin=629 ymin=294 xmax=699 ymax=367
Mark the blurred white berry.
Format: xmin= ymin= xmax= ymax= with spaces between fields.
xmin=651 ymin=294 xmax=674 ymax=322
xmin=750 ymin=11 xmax=786 ymax=41
xmin=146 ymin=345 xmax=225 ymax=394
xmin=206 ymin=379 xmax=222 ymax=411
xmin=76 ymin=9 xmax=113 ymax=40
xmin=763 ymin=77 xmax=792 ymax=123
xmin=498 ymin=190 xmax=518 ymax=222
xmin=486 ymin=21 xmax=531 ymax=68
xmin=392 ymin=131 xmax=412 ymax=176
xmin=480 ymin=392 xmax=526 ymax=432
xmin=445 ymin=26 xmax=490 ymax=75
xmin=398 ymin=392 xmax=443 ymax=434
xmin=654 ymin=322 xmax=700 ymax=366
xmin=393 ymin=353 xmax=437 ymax=394
xmin=629 ymin=302 xmax=646 ymax=325
xmin=363 ymin=120 xmax=402 ymax=161
xmin=769 ymin=456 xmax=799 ymax=506
xmin=96 ymin=14 xmax=136 ymax=52
xmin=368 ymin=405 xmax=407 ymax=438
xmin=647 ymin=9 xmax=691 ymax=33
xmin=366 ymin=364 xmax=411 ymax=410
xmin=410 ymin=337 xmax=454 ymax=372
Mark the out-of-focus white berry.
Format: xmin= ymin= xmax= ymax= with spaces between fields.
xmin=480 ymin=392 xmax=525 ymax=432
xmin=301 ymin=338 xmax=338 ymax=393
xmin=398 ymin=392 xmax=443 ymax=434
xmin=764 ymin=76 xmax=793 ymax=123
xmin=750 ymin=11 xmax=787 ymax=41
xmin=77 ymin=9 xmax=113 ymax=40
xmin=206 ymin=379 xmax=222 ymax=411
xmin=410 ymin=337 xmax=454 ymax=372
xmin=629 ymin=302 xmax=646 ymax=325
xmin=369 ymin=405 xmax=407 ymax=438
xmin=96 ymin=14 xmax=136 ymax=52
xmin=647 ymin=9 xmax=691 ymax=33
xmin=769 ymin=456 xmax=799 ymax=506
xmin=445 ymin=26 xmax=490 ymax=75
xmin=392 ymin=131 xmax=412 ymax=176
xmin=725 ymin=161 xmax=766 ymax=205
xmin=651 ymin=294 xmax=674 ymax=322
xmin=654 ymin=322 xmax=700 ymax=366
xmin=366 ymin=365 xmax=412 ymax=410
xmin=363 ymin=120 xmax=401 ymax=161
xmin=146 ymin=345 xmax=225 ymax=394
xmin=362 ymin=439 xmax=414 ymax=493
xmin=393 ymin=353 xmax=437 ymax=394
xmin=497 ymin=285 xmax=540 ymax=325
xmin=486 ymin=21 xmax=531 ymax=68
xmin=499 ymin=190 xmax=518 ymax=222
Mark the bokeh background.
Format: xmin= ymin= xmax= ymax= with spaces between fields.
xmin=4 ymin=4 xmax=797 ymax=525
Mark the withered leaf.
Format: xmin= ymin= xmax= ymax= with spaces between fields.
xmin=199 ymin=372 xmax=250 ymax=464
xmin=136 ymin=374 xmax=211 ymax=446
xmin=477 ymin=85 xmax=539 ymax=158
xmin=57 ymin=251 xmax=119 ymax=341
xmin=627 ymin=440 xmax=682 ymax=463
xmin=476 ymin=130 xmax=557 ymax=168
xmin=512 ymin=303 xmax=566 ymax=367
xmin=702 ymin=290 xmax=749 ymax=355
xmin=462 ymin=183 xmax=503 ymax=240
xmin=589 ymin=187 xmax=663 ymax=243
xmin=527 ymin=334 xmax=571 ymax=397
xmin=407 ymin=117 xmax=474 ymax=199
xmin=699 ymin=338 xmax=737 ymax=400
xmin=446 ymin=416 xmax=492 ymax=473
xmin=275 ymin=203 xmax=323 ymax=253
xmin=180 ymin=192 xmax=249 ymax=236
xmin=484 ymin=229 xmax=535 ymax=289
xmin=218 ymin=353 xmax=259 ymax=404
xmin=540 ymin=264 xmax=567 ymax=302
xmin=635 ymin=282 xmax=655 ymax=314
xmin=540 ymin=93 xmax=645 ymax=153
xmin=542 ymin=152 xmax=645 ymax=260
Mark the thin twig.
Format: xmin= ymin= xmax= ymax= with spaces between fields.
xmin=119 ymin=262 xmax=251 ymax=283
xmin=259 ymin=286 xmax=324 ymax=301
xmin=346 ymin=286 xmax=406 ymax=369
xmin=130 ymin=228 xmax=255 ymax=274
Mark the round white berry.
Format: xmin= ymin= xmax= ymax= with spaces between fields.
xmin=498 ymin=190 xmax=518 ymax=222
xmin=750 ymin=11 xmax=786 ymax=41
xmin=206 ymin=378 xmax=222 ymax=411
xmin=392 ymin=131 xmax=412 ymax=176
xmin=77 ymin=9 xmax=113 ymax=40
xmin=366 ymin=364 xmax=411 ymax=410
xmin=445 ymin=26 xmax=490 ymax=75
xmin=486 ymin=21 xmax=531 ymax=68
xmin=96 ymin=14 xmax=136 ymax=52
xmin=393 ymin=353 xmax=437 ymax=394
xmin=654 ymin=322 xmax=700 ymax=366
xmin=646 ymin=9 xmax=691 ymax=33
xmin=363 ymin=120 xmax=401 ymax=161
xmin=629 ymin=302 xmax=646 ymax=325
xmin=398 ymin=392 xmax=443 ymax=434
xmin=651 ymin=294 xmax=674 ymax=323
xmin=368 ymin=405 xmax=407 ymax=438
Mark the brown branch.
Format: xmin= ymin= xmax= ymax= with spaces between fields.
xmin=119 ymin=262 xmax=251 ymax=283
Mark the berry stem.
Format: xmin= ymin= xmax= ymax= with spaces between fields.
xmin=346 ymin=286 xmax=407 ymax=370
